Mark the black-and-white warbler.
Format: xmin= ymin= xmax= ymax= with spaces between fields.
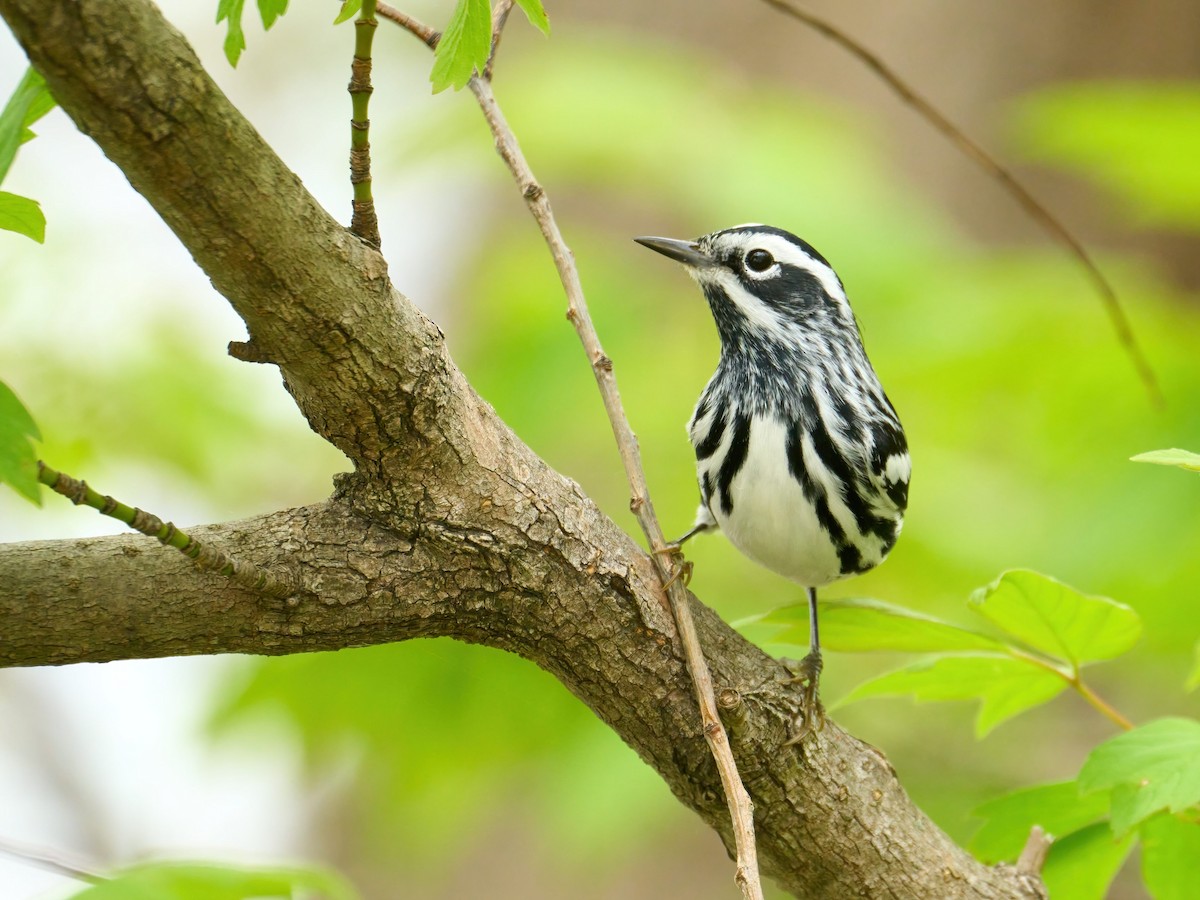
xmin=636 ymin=224 xmax=910 ymax=741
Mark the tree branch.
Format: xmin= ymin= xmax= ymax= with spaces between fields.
xmin=0 ymin=503 xmax=1041 ymax=899
xmin=0 ymin=1 xmax=1045 ymax=897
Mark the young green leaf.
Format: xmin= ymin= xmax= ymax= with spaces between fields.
xmin=430 ymin=0 xmax=492 ymax=93
xmin=1140 ymin=812 xmax=1200 ymax=900
xmin=257 ymin=0 xmax=289 ymax=30
xmin=0 ymin=379 xmax=42 ymax=504
xmin=0 ymin=191 xmax=45 ymax=242
xmin=1040 ymin=822 xmax=1136 ymax=900
xmin=970 ymin=780 xmax=1110 ymax=863
xmin=216 ymin=0 xmax=248 ymax=67
xmin=834 ymin=652 xmax=1067 ymax=737
xmin=1079 ymin=717 xmax=1200 ymax=836
xmin=1131 ymin=448 xmax=1200 ymax=472
xmin=968 ymin=569 xmax=1141 ymax=670
xmin=333 ymin=0 xmax=363 ymax=25
xmin=65 ymin=860 xmax=358 ymax=900
xmin=0 ymin=67 xmax=56 ymax=183
xmin=749 ymin=597 xmax=1003 ymax=654
xmin=513 ymin=0 xmax=551 ymax=35
xmin=215 ymin=0 xmax=290 ymax=64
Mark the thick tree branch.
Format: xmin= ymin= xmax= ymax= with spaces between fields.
xmin=0 ymin=504 xmax=1040 ymax=900
xmin=0 ymin=1 xmax=1044 ymax=897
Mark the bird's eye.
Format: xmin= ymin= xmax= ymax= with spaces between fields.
xmin=744 ymin=249 xmax=774 ymax=272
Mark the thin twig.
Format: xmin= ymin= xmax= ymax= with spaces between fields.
xmin=466 ymin=73 xmax=764 ymax=900
xmin=761 ymin=0 xmax=1162 ymax=408
xmin=484 ymin=0 xmax=513 ymax=81
xmin=36 ymin=461 xmax=297 ymax=600
xmin=0 ymin=837 xmax=103 ymax=884
xmin=376 ymin=2 xmax=438 ymax=48
xmin=378 ymin=9 xmax=765 ymax=899
xmin=348 ymin=0 xmax=380 ymax=247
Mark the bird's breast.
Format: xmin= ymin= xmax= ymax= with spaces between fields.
xmin=697 ymin=415 xmax=843 ymax=586
xmin=691 ymin=409 xmax=901 ymax=588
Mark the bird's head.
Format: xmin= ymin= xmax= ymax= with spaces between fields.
xmin=635 ymin=224 xmax=857 ymax=351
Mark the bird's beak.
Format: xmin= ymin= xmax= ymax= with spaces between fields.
xmin=634 ymin=235 xmax=712 ymax=268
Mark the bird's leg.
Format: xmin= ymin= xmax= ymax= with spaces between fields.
xmin=782 ymin=586 xmax=825 ymax=745
xmin=665 ymin=519 xmax=714 ymax=549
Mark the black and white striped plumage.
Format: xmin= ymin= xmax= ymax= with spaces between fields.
xmin=636 ymin=224 xmax=910 ymax=737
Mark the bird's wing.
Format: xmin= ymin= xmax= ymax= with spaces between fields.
xmin=866 ymin=420 xmax=910 ymax=515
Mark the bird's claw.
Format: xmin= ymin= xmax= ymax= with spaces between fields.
xmin=653 ymin=542 xmax=693 ymax=592
xmin=781 ymin=651 xmax=825 ymax=746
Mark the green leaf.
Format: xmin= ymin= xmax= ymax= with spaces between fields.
xmin=0 ymin=66 xmax=56 ymax=184
xmin=1079 ymin=718 xmax=1200 ymax=835
xmin=333 ymin=0 xmax=362 ymax=25
xmin=835 ymin=652 xmax=1067 ymax=737
xmin=430 ymin=0 xmax=492 ymax=93
xmin=0 ymin=190 xmax=45 ymax=242
xmin=0 ymin=379 xmax=41 ymax=504
xmin=513 ymin=0 xmax=550 ymax=34
xmin=1140 ymin=812 xmax=1200 ymax=900
xmin=65 ymin=860 xmax=358 ymax=900
xmin=257 ymin=0 xmax=289 ymax=30
xmin=1131 ymin=448 xmax=1200 ymax=472
xmin=215 ymin=0 xmax=289 ymax=64
xmin=970 ymin=780 xmax=1110 ymax=863
xmin=14 ymin=84 xmax=56 ymax=147
xmin=968 ymin=569 xmax=1141 ymax=670
xmin=1040 ymin=822 xmax=1136 ymax=900
xmin=1187 ymin=641 xmax=1200 ymax=693
xmin=216 ymin=0 xmax=248 ymax=67
xmin=749 ymin=597 xmax=1003 ymax=654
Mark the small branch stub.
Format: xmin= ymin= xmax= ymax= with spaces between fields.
xmin=1017 ymin=826 xmax=1052 ymax=876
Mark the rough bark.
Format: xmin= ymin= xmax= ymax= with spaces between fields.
xmin=0 ymin=1 xmax=1045 ymax=897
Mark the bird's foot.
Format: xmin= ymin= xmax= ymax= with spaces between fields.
xmin=654 ymin=543 xmax=693 ymax=590
xmin=781 ymin=651 xmax=825 ymax=746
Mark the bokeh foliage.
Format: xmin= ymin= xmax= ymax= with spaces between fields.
xmin=3 ymin=12 xmax=1199 ymax=899
xmin=209 ymin=37 xmax=1200 ymax=895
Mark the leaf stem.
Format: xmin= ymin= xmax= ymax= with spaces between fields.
xmin=1007 ymin=647 xmax=1134 ymax=731
xmin=1069 ymin=673 xmax=1135 ymax=731
xmin=349 ymin=0 xmax=380 ymax=248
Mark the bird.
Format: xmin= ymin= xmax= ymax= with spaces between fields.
xmin=635 ymin=224 xmax=910 ymax=742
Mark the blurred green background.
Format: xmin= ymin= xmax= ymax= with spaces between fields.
xmin=1 ymin=2 xmax=1198 ymax=898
